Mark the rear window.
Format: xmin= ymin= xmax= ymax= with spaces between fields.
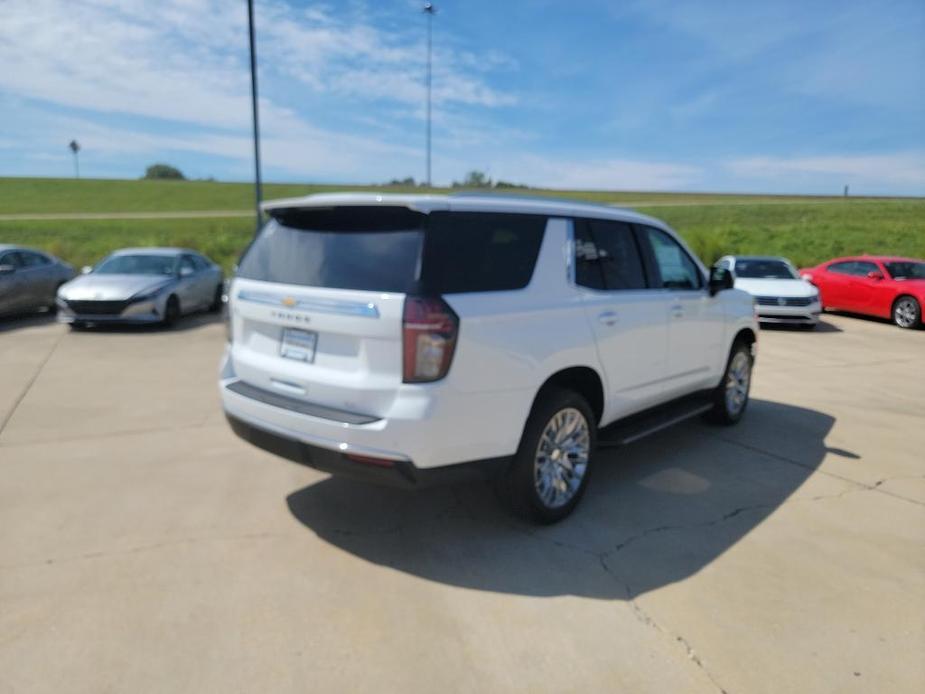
xmin=236 ymin=207 xmax=426 ymax=292
xmin=237 ymin=208 xmax=547 ymax=295
xmin=421 ymin=212 xmax=546 ymax=293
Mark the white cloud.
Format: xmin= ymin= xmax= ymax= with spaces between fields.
xmin=498 ymin=156 xmax=703 ymax=191
xmin=726 ymin=153 xmax=925 ymax=192
xmin=0 ymin=0 xmax=516 ymax=180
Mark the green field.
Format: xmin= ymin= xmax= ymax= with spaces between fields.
xmin=1 ymin=177 xmax=922 ymax=271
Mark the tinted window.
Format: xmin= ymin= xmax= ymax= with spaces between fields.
xmin=642 ymin=227 xmax=703 ymax=290
xmin=19 ymin=251 xmax=50 ymax=267
xmin=0 ymin=252 xmax=23 ymax=268
xmin=237 ymin=210 xmax=425 ymax=293
xmin=827 ymin=261 xmax=855 ymax=275
xmin=191 ymin=255 xmax=210 ymax=271
xmin=96 ymin=254 xmax=179 ymax=276
xmin=855 ymin=261 xmax=879 ymax=276
xmin=574 ymin=219 xmax=646 ymax=290
xmin=733 ymin=259 xmax=796 ymax=279
xmin=421 ymin=212 xmax=546 ymax=294
xmin=885 ymin=261 xmax=925 ymax=279
xmin=575 ymin=222 xmax=605 ymax=290
xmin=179 ymin=256 xmax=196 ymax=274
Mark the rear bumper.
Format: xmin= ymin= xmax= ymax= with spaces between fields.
xmin=225 ymin=411 xmax=506 ymax=488
xmin=220 ymin=346 xmax=530 ymax=469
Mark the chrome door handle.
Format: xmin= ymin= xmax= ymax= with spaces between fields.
xmin=598 ymin=311 xmax=619 ymax=326
xmin=670 ymin=304 xmax=684 ymax=318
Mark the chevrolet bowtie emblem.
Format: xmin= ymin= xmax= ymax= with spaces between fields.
xmin=281 ymin=296 xmax=296 ymax=307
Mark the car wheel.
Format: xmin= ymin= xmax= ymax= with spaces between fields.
xmin=707 ymin=340 xmax=753 ymax=425
xmin=500 ymin=387 xmax=596 ymax=524
xmin=892 ymin=296 xmax=921 ymax=329
xmin=209 ymin=284 xmax=223 ymax=312
xmin=163 ymin=295 xmax=180 ymax=327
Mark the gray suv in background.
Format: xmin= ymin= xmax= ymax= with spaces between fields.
xmin=0 ymin=244 xmax=75 ymax=318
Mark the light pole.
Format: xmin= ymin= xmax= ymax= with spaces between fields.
xmin=423 ymin=3 xmax=436 ymax=188
xmin=247 ymin=0 xmax=263 ymax=232
xmin=69 ymin=140 xmax=80 ymax=179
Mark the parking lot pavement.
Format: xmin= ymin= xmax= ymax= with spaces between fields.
xmin=1 ymin=313 xmax=923 ymax=693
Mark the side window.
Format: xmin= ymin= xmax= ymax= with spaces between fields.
xmin=0 ymin=252 xmax=23 ymax=268
xmin=19 ymin=251 xmax=49 ymax=267
xmin=574 ymin=219 xmax=646 ymax=290
xmin=191 ymin=255 xmax=209 ymax=271
xmin=827 ymin=261 xmax=854 ymax=275
xmin=574 ymin=221 xmax=605 ymax=290
xmin=717 ymin=258 xmax=733 ymax=270
xmin=421 ymin=212 xmax=546 ymax=293
xmin=642 ymin=226 xmax=703 ymax=290
xmin=854 ymin=261 xmax=879 ymax=276
xmin=179 ymin=255 xmax=196 ymax=275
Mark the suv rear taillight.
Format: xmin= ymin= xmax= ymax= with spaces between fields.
xmin=402 ymin=296 xmax=459 ymax=383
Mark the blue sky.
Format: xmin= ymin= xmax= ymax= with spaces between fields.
xmin=1 ymin=0 xmax=923 ymax=194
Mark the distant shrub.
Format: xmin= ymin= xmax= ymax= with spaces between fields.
xmin=143 ymin=164 xmax=185 ymax=180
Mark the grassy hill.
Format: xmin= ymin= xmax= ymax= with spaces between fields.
xmin=0 ymin=177 xmax=922 ymax=271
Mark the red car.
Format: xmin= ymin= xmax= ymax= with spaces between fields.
xmin=799 ymin=256 xmax=925 ymax=329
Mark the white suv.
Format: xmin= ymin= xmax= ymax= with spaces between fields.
xmin=220 ymin=194 xmax=757 ymax=522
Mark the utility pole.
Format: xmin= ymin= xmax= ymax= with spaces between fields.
xmin=424 ymin=3 xmax=436 ymax=188
xmin=247 ymin=0 xmax=263 ymax=232
xmin=69 ymin=140 xmax=81 ymax=179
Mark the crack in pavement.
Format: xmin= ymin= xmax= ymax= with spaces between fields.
xmin=0 ymin=329 xmax=65 ymax=439
xmin=0 ymin=419 xmax=226 ymax=449
xmin=0 ymin=531 xmax=288 ymax=572
xmin=717 ymin=436 xmax=925 ymax=508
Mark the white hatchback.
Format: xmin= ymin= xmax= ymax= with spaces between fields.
xmin=221 ymin=194 xmax=758 ymax=522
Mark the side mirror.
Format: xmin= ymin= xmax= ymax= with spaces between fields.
xmin=867 ymin=271 xmax=883 ymax=281
xmin=709 ymin=266 xmax=734 ymax=296
xmin=0 ymin=264 xmax=16 ymax=275
xmin=81 ymin=265 xmax=93 ymax=274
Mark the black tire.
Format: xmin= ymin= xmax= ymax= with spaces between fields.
xmin=892 ymin=295 xmax=921 ymax=329
xmin=499 ymin=387 xmax=596 ymax=524
xmin=707 ymin=340 xmax=753 ymax=425
xmin=209 ymin=284 xmax=223 ymax=313
xmin=163 ymin=295 xmax=180 ymax=327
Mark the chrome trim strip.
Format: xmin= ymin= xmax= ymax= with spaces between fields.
xmin=237 ymin=290 xmax=380 ymax=318
xmin=226 ymin=380 xmax=380 ymax=425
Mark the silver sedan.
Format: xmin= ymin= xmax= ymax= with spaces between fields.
xmin=57 ymin=247 xmax=224 ymax=327
xmin=0 ymin=244 xmax=76 ymax=318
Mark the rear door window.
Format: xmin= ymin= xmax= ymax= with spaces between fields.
xmin=236 ymin=207 xmax=426 ymax=293
xmin=420 ymin=212 xmax=546 ymax=294
xmin=574 ymin=218 xmax=647 ymax=290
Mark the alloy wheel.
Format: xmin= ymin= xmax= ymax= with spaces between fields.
xmin=533 ymin=408 xmax=591 ymax=509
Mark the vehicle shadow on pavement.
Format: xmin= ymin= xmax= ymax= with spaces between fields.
xmin=760 ymin=320 xmax=842 ymax=333
xmin=287 ymin=399 xmax=845 ymax=600
xmin=0 ymin=310 xmax=58 ymax=333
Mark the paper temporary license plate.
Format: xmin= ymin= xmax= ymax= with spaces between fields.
xmin=280 ymin=328 xmax=317 ymax=363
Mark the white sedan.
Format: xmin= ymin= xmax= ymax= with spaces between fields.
xmin=717 ymin=255 xmax=821 ymax=329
